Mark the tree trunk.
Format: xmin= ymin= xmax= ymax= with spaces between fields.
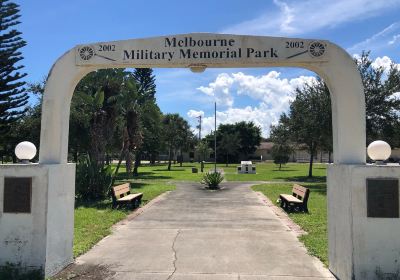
xmin=150 ymin=153 xmax=156 ymax=165
xmin=133 ymin=151 xmax=141 ymax=177
xmin=168 ymin=147 xmax=172 ymax=171
xmin=114 ymin=143 xmax=127 ymax=179
xmin=125 ymin=149 xmax=132 ymax=175
xmin=226 ymin=153 xmax=229 ymax=167
xmin=328 ymin=151 xmax=332 ymax=163
xmin=279 ymin=163 xmax=282 ymax=170
xmin=308 ymin=143 xmax=314 ymax=178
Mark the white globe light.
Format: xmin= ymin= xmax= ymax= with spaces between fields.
xmin=367 ymin=140 xmax=391 ymax=161
xmin=15 ymin=141 xmax=37 ymax=162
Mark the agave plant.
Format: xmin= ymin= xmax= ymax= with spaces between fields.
xmin=201 ymin=171 xmax=224 ymax=189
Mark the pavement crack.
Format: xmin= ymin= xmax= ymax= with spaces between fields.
xmin=166 ymin=229 xmax=181 ymax=280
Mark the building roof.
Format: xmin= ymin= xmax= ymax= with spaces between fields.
xmin=257 ymin=142 xmax=274 ymax=150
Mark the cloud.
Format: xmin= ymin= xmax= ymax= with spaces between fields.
xmin=190 ymin=103 xmax=291 ymax=138
xmin=191 ymin=71 xmax=316 ymax=137
xmin=348 ymin=22 xmax=400 ymax=55
xmin=389 ymin=34 xmax=400 ymax=45
xmin=187 ymin=109 xmax=204 ymax=118
xmin=371 ymin=56 xmax=400 ymax=72
xmin=196 ymin=70 xmax=315 ymax=108
xmin=231 ymin=71 xmax=315 ymax=111
xmin=197 ymin=73 xmax=235 ymax=107
xmin=222 ymin=0 xmax=400 ymax=36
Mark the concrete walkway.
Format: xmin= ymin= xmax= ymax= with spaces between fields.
xmin=59 ymin=182 xmax=335 ymax=280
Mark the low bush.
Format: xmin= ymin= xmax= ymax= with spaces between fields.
xmin=201 ymin=171 xmax=224 ymax=189
xmin=75 ymin=155 xmax=113 ymax=200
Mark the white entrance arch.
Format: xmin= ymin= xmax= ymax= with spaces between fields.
xmin=8 ymin=33 xmax=400 ymax=280
xmin=39 ymin=33 xmax=366 ymax=165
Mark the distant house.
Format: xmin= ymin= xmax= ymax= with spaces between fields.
xmin=252 ymin=142 xmax=274 ymax=161
xmin=252 ymin=141 xmax=333 ymax=163
xmin=389 ymin=148 xmax=400 ymax=162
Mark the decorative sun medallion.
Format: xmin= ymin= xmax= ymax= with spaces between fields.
xmin=308 ymin=41 xmax=326 ymax=57
xmin=79 ymin=46 xmax=94 ymax=61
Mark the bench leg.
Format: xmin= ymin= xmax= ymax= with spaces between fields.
xmin=134 ymin=198 xmax=140 ymax=208
xmin=130 ymin=198 xmax=142 ymax=209
xmin=281 ymin=200 xmax=289 ymax=211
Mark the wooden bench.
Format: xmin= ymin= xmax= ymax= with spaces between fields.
xmin=279 ymin=184 xmax=310 ymax=212
xmin=112 ymin=183 xmax=143 ymax=209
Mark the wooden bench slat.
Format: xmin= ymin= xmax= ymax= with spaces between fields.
xmin=117 ymin=193 xmax=143 ymax=202
xmin=279 ymin=194 xmax=302 ymax=203
xmin=293 ymin=184 xmax=307 ymax=196
xmin=113 ymin=183 xmax=130 ymax=198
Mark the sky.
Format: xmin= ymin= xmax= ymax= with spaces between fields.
xmin=16 ymin=0 xmax=400 ymax=138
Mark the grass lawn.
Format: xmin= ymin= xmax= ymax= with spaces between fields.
xmin=252 ymin=182 xmax=328 ymax=265
xmin=113 ymin=162 xmax=327 ymax=183
xmin=73 ymin=181 xmax=174 ymax=257
xmin=113 ymin=163 xmax=205 ymax=182
xmin=224 ymin=162 xmax=327 ymax=182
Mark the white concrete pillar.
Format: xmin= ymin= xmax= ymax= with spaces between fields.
xmin=0 ymin=164 xmax=75 ymax=276
xmin=328 ymin=164 xmax=400 ymax=279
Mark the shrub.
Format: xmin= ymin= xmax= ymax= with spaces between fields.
xmin=75 ymin=155 xmax=113 ymax=200
xmin=201 ymin=171 xmax=224 ymax=189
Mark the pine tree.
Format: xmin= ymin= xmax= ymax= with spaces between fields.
xmin=133 ymin=68 xmax=156 ymax=103
xmin=0 ymin=0 xmax=28 ymax=143
xmin=132 ymin=68 xmax=158 ymax=175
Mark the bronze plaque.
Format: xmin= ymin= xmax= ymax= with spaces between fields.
xmin=367 ymin=178 xmax=399 ymax=218
xmin=3 ymin=177 xmax=32 ymax=213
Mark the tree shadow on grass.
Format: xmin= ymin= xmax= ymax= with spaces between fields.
xmin=75 ymin=199 xmax=114 ymax=210
xmin=275 ymin=175 xmax=326 ymax=183
xmin=302 ymin=183 xmax=327 ymax=196
xmin=116 ymin=171 xmax=171 ymax=180
xmin=314 ymin=166 xmax=328 ymax=170
xmin=171 ymin=164 xmax=198 ymax=168
xmin=129 ymin=182 xmax=153 ymax=190
xmin=152 ymin=168 xmax=187 ymax=172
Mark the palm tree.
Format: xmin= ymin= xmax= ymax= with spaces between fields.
xmin=109 ymin=78 xmax=142 ymax=177
xmin=162 ymin=114 xmax=192 ymax=171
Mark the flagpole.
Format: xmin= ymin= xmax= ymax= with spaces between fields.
xmin=214 ymin=102 xmax=217 ymax=173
